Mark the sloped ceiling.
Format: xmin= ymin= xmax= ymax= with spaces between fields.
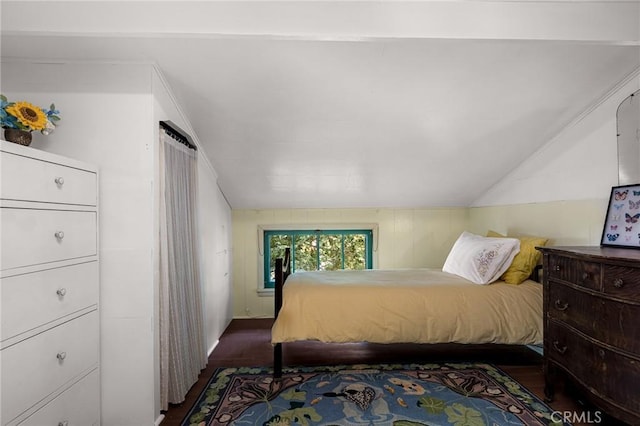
xmin=2 ymin=1 xmax=639 ymax=209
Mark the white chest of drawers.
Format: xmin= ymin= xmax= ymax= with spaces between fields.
xmin=0 ymin=140 xmax=100 ymax=426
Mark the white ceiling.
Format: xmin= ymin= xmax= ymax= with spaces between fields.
xmin=2 ymin=1 xmax=639 ymax=209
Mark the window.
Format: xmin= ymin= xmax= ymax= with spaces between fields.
xmin=264 ymin=229 xmax=374 ymax=288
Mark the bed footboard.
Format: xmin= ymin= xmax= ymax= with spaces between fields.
xmin=273 ymin=248 xmax=291 ymax=378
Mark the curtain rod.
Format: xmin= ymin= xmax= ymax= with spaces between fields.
xmin=160 ymin=121 xmax=197 ymax=151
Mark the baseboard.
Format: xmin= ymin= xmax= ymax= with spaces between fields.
xmin=232 ymin=315 xmax=275 ymax=319
xmin=155 ymin=414 xmax=165 ymax=425
xmin=208 ymin=339 xmax=219 ymax=357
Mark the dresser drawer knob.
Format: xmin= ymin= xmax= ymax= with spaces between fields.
xmin=599 ymin=349 xmax=606 ymax=358
xmin=582 ymin=272 xmax=590 ymax=280
xmin=613 ymin=278 xmax=625 ymax=288
xmin=56 ymin=351 xmax=67 ymax=361
xmin=554 ymin=299 xmax=569 ymax=311
xmin=554 ymin=265 xmax=561 ymax=272
xmin=56 ymin=288 xmax=67 ymax=297
xmin=54 ymin=176 xmax=65 ymax=186
xmin=552 ymin=341 xmax=567 ymax=355
xmin=54 ymin=231 xmax=65 ymax=240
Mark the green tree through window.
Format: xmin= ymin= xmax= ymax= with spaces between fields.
xmin=264 ymin=229 xmax=373 ymax=288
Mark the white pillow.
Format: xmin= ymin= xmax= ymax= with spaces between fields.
xmin=442 ymin=231 xmax=520 ymax=285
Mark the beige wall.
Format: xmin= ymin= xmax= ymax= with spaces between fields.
xmin=232 ymin=207 xmax=468 ymax=318
xmin=468 ymin=199 xmax=609 ymax=246
xmin=232 ymin=198 xmax=611 ymax=318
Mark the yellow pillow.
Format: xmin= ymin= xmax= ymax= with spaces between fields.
xmin=486 ymin=230 xmax=548 ymax=284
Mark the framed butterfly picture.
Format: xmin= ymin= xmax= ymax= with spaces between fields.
xmin=601 ymin=183 xmax=640 ymax=248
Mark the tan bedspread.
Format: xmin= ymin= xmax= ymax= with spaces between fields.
xmin=271 ymin=268 xmax=542 ymax=346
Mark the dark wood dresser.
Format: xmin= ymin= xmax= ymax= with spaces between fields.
xmin=537 ymin=246 xmax=640 ymax=424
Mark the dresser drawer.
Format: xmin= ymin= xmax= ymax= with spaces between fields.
xmin=547 ymin=321 xmax=640 ymax=415
xmin=603 ymin=264 xmax=640 ymax=298
xmin=15 ymin=369 xmax=99 ymax=426
xmin=0 ymin=150 xmax=96 ymax=206
xmin=548 ymin=283 xmax=640 ymax=354
xmin=547 ymin=254 xmax=574 ymax=282
xmin=2 ymin=261 xmax=98 ymax=342
xmin=1 ymin=208 xmax=97 ymax=270
xmin=1 ymin=311 xmax=99 ymax=423
xmin=547 ymin=255 xmax=601 ymax=290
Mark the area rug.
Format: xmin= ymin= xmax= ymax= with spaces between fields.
xmin=182 ymin=363 xmax=568 ymax=426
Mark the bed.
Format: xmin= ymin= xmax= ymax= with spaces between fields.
xmin=271 ymin=231 xmax=546 ymax=377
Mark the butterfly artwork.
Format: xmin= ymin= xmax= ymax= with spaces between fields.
xmin=626 ymin=213 xmax=640 ymax=224
xmin=615 ymin=190 xmax=629 ymax=200
xmin=604 ymin=186 xmax=640 ymax=246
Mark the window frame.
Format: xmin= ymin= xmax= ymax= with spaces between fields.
xmin=262 ymin=227 xmax=375 ymax=289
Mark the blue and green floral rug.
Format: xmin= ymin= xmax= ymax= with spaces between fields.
xmin=182 ymin=363 xmax=568 ymax=426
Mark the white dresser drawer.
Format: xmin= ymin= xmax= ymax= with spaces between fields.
xmin=15 ymin=369 xmax=99 ymax=426
xmin=1 ymin=150 xmax=96 ymax=206
xmin=1 ymin=311 xmax=99 ymax=423
xmin=1 ymin=208 xmax=97 ymax=270
xmin=2 ymin=261 xmax=98 ymax=343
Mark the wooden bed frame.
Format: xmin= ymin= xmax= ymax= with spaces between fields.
xmin=272 ymin=247 xmax=541 ymax=378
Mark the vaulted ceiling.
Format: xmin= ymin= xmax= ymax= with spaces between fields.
xmin=2 ymin=1 xmax=639 ymax=209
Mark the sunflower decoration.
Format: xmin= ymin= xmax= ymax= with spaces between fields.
xmin=0 ymin=94 xmax=60 ymax=135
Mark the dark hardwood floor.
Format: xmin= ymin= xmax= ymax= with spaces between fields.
xmin=161 ymin=319 xmax=609 ymax=426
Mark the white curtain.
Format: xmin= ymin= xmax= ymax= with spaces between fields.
xmin=159 ymin=128 xmax=207 ymax=410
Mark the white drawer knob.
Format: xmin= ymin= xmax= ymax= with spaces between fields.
xmin=56 ymin=288 xmax=67 ymax=297
xmin=54 ymin=231 xmax=65 ymax=240
xmin=56 ymin=351 xmax=67 ymax=361
xmin=54 ymin=176 xmax=65 ymax=186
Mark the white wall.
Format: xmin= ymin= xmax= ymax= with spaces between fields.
xmin=474 ymin=76 xmax=640 ymax=206
xmin=150 ymin=70 xmax=233 ymax=351
xmin=3 ymin=61 xmax=158 ymax=425
xmin=198 ymin=179 xmax=233 ymax=350
xmin=469 ymin=74 xmax=640 ymax=243
xmin=2 ymin=60 xmax=232 ymax=425
xmin=151 ymin=70 xmax=233 ymax=417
